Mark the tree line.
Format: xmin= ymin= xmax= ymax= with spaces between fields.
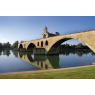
xmin=0 ymin=42 xmax=11 ymax=48
xmin=0 ymin=41 xmax=19 ymax=48
xmin=60 ymin=43 xmax=89 ymax=49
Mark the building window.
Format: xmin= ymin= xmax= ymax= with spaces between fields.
xmin=38 ymin=42 xmax=39 ymax=46
xmin=43 ymin=34 xmax=46 ymax=38
xmin=45 ymin=41 xmax=48 ymax=45
xmin=41 ymin=41 xmax=43 ymax=47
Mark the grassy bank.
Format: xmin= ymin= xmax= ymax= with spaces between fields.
xmin=0 ymin=66 xmax=95 ymax=79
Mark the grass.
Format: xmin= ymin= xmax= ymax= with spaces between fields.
xmin=0 ymin=66 xmax=95 ymax=79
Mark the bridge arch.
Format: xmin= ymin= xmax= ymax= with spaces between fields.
xmin=47 ymin=37 xmax=91 ymax=54
xmin=27 ymin=43 xmax=36 ymax=51
xmin=19 ymin=44 xmax=23 ymax=49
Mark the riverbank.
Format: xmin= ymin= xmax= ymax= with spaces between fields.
xmin=60 ymin=48 xmax=91 ymax=52
xmin=0 ymin=65 xmax=95 ymax=79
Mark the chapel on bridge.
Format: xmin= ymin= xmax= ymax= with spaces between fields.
xmin=42 ymin=26 xmax=60 ymax=38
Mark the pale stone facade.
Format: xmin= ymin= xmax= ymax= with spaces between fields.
xmin=42 ymin=26 xmax=60 ymax=38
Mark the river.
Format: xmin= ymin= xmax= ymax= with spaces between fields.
xmin=0 ymin=49 xmax=95 ymax=73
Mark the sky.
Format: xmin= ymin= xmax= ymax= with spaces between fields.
xmin=0 ymin=16 xmax=95 ymax=45
xmin=1 ymin=0 xmax=95 ymax=94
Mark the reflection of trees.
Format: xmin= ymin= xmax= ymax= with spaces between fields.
xmin=2 ymin=49 xmax=10 ymax=56
xmin=3 ymin=50 xmax=6 ymax=55
xmin=60 ymin=49 xmax=92 ymax=57
xmin=0 ymin=49 xmax=2 ymax=55
xmin=12 ymin=51 xmax=18 ymax=57
xmin=65 ymin=51 xmax=70 ymax=56
xmin=91 ymin=52 xmax=95 ymax=56
xmin=6 ymin=50 xmax=10 ymax=56
xmin=75 ymin=51 xmax=82 ymax=57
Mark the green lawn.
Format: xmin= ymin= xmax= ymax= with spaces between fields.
xmin=0 ymin=66 xmax=95 ymax=79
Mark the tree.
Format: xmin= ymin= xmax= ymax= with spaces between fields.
xmin=6 ymin=42 xmax=11 ymax=48
xmin=76 ymin=43 xmax=83 ymax=49
xmin=12 ymin=41 xmax=19 ymax=48
xmin=0 ymin=43 xmax=2 ymax=48
xmin=71 ymin=45 xmax=76 ymax=49
xmin=65 ymin=43 xmax=70 ymax=49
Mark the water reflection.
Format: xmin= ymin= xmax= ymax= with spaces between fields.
xmin=0 ymin=49 xmax=2 ymax=55
xmin=2 ymin=49 xmax=10 ymax=56
xmin=12 ymin=50 xmax=95 ymax=70
xmin=0 ymin=49 xmax=95 ymax=73
xmin=59 ymin=49 xmax=95 ymax=57
xmin=17 ymin=52 xmax=60 ymax=70
xmin=12 ymin=50 xmax=18 ymax=57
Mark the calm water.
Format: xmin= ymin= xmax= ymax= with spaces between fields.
xmin=0 ymin=49 xmax=95 ymax=73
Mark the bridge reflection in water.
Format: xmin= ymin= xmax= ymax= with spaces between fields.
xmin=18 ymin=52 xmax=60 ymax=70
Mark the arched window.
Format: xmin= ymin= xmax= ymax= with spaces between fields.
xmin=45 ymin=40 xmax=48 ymax=45
xmin=43 ymin=34 xmax=46 ymax=38
xmin=38 ymin=42 xmax=39 ymax=46
xmin=41 ymin=41 xmax=43 ymax=47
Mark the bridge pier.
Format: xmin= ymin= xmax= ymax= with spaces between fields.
xmin=33 ymin=48 xmax=47 ymax=55
xmin=47 ymin=46 xmax=60 ymax=55
xmin=19 ymin=48 xmax=33 ymax=52
xmin=20 ymin=48 xmax=26 ymax=51
xmin=33 ymin=47 xmax=60 ymax=55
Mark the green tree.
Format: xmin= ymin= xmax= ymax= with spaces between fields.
xmin=71 ymin=45 xmax=76 ymax=49
xmin=6 ymin=42 xmax=11 ymax=48
xmin=2 ymin=43 xmax=6 ymax=48
xmin=0 ymin=43 xmax=2 ymax=48
xmin=12 ymin=41 xmax=19 ymax=48
xmin=76 ymin=43 xmax=83 ymax=49
xmin=65 ymin=44 xmax=70 ymax=49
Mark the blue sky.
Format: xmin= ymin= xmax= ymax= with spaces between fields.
xmin=0 ymin=16 xmax=95 ymax=45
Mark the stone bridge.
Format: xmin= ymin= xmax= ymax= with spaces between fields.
xmin=18 ymin=27 xmax=95 ymax=54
